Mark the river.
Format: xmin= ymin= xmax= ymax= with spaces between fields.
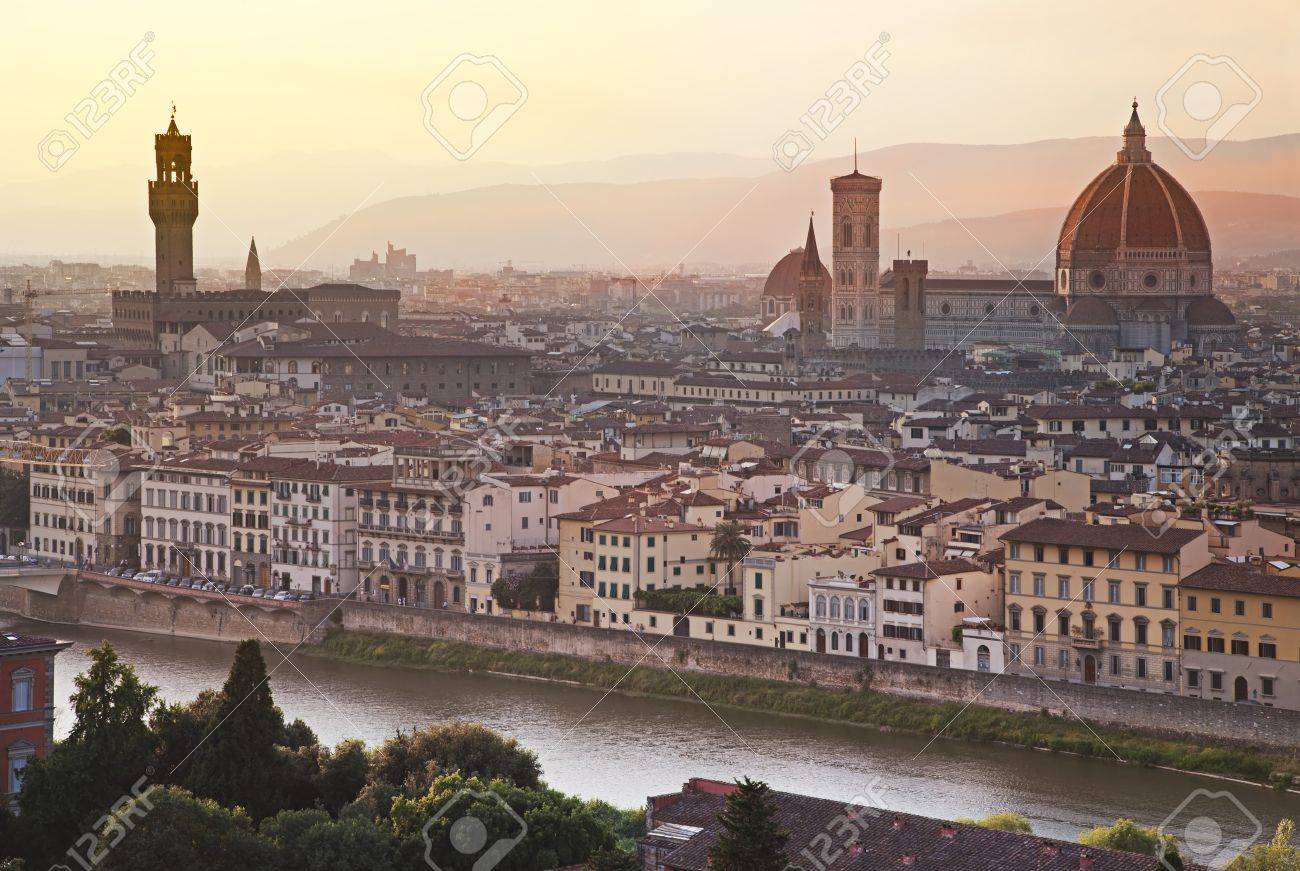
xmin=5 ymin=614 xmax=1296 ymax=857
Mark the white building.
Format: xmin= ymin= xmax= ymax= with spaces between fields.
xmin=808 ymin=572 xmax=875 ymax=658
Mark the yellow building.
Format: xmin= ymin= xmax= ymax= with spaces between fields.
xmin=1000 ymin=518 xmax=1209 ymax=691
xmin=555 ymin=506 xmax=722 ymax=629
xmin=1179 ymin=562 xmax=1300 ymax=710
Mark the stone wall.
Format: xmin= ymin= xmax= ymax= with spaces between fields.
xmin=0 ymin=573 xmax=330 ymax=646
xmin=341 ymin=601 xmax=1300 ymax=751
xmin=6 ymin=576 xmax=1297 ymax=751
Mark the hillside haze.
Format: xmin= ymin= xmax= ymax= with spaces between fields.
xmin=268 ymin=133 xmax=1300 ymax=272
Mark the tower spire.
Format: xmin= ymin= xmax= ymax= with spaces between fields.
xmin=853 ymin=137 xmax=858 ymax=173
xmin=800 ymin=212 xmax=822 ymax=276
xmin=245 ymin=236 xmax=262 ymax=291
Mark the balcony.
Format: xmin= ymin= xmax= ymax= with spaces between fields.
xmin=1070 ymin=626 xmax=1105 ymax=649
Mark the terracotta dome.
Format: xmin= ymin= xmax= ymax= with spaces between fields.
xmin=1186 ymin=296 xmax=1236 ymax=326
xmin=1063 ymin=297 xmax=1119 ymax=326
xmin=1058 ymin=103 xmax=1210 ymax=259
xmin=762 ymin=247 xmax=829 ymax=299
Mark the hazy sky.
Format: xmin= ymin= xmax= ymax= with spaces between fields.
xmin=2 ymin=1 xmax=1295 ymax=266
xmin=5 ymin=0 xmax=1296 ymax=181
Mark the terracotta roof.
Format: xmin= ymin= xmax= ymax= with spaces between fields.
xmin=1181 ymin=561 xmax=1300 ymax=598
xmin=1000 ymin=518 xmax=1202 ymax=554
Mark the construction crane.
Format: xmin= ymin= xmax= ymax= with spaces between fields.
xmin=23 ymin=280 xmax=36 ymax=382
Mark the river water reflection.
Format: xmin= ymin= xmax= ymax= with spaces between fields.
xmin=6 ymin=615 xmax=1296 ymax=851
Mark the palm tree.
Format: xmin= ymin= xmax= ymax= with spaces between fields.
xmin=709 ymin=521 xmax=750 ymax=595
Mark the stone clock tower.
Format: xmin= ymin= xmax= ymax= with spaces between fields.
xmin=830 ymin=157 xmax=882 ymax=348
xmin=148 ymin=107 xmax=199 ymax=297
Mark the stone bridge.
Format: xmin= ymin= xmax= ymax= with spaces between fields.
xmin=0 ymin=569 xmax=335 ymax=645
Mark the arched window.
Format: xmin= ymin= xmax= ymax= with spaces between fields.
xmin=841 ymin=220 xmax=852 ymax=247
xmin=845 ymin=633 xmax=854 ymax=652
xmin=414 ymin=547 xmax=427 ymax=568
xmin=287 ymin=360 xmax=299 ymax=374
xmin=483 ymin=494 xmax=494 ymax=507
xmin=829 ymin=597 xmax=841 ymax=620
xmin=814 ymin=595 xmax=826 ymax=618
xmin=859 ymin=599 xmax=871 ymax=621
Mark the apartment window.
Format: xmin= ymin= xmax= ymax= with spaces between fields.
xmin=1082 ymin=579 xmax=1094 ymax=602
xmin=1234 ymin=600 xmax=1246 ymax=617
xmin=518 ymin=491 xmax=532 ymax=503
xmin=1210 ymin=597 xmax=1222 ymax=614
xmin=1033 ymin=545 xmax=1044 ymax=562
xmin=1057 ymin=612 xmax=1070 ymax=636
xmin=1210 ymin=672 xmax=1223 ymax=691
xmin=1187 ymin=595 xmax=1198 ymax=612
xmin=1109 ymin=654 xmax=1121 ymax=675
xmin=1009 ymin=543 xmax=1020 ymax=559
xmin=1263 ymin=603 xmax=1273 ymax=619
xmin=1183 ymin=633 xmax=1202 ymax=651
xmin=1032 ymin=574 xmax=1045 ymax=597
xmin=1259 ymin=642 xmax=1277 ymax=659
xmin=10 ymin=669 xmax=34 ymax=712
xmin=1207 ymin=636 xmax=1225 ymax=654
xmin=647 ymin=557 xmax=656 ymax=572
xmin=1136 ymin=658 xmax=1148 ymax=679
xmin=1032 ymin=610 xmax=1045 ymax=634
xmin=1009 ymin=607 xmax=1022 ymax=632
xmin=1134 ymin=554 xmax=1147 ymax=571
xmin=1230 ymin=639 xmax=1249 ymax=656
xmin=1009 ymin=643 xmax=1022 ymax=663
xmin=1262 ymin=677 xmax=1276 ymax=697
xmin=1008 ymin=572 xmax=1021 ymax=594
xmin=1057 ymin=649 xmax=1069 ymax=669
xmin=1134 ymin=620 xmax=1149 ymax=646
xmin=1163 ymin=661 xmax=1175 ymax=682
xmin=1084 ymin=550 xmax=1095 ymax=567
xmin=1186 ymin=669 xmax=1200 ymax=689
xmin=1108 ymin=581 xmax=1121 ymax=604
xmin=1033 ymin=646 xmax=1045 ymax=667
xmin=1108 ymin=616 xmax=1122 ymax=643
xmin=1057 ymin=546 xmax=1069 ymax=564
xmin=1134 ymin=584 xmax=1148 ymax=607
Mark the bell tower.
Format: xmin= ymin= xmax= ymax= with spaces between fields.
xmin=148 ymin=105 xmax=198 ymax=296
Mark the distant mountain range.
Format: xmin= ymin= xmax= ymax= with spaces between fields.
xmin=267 ymin=134 xmax=1300 ymax=273
xmin=3 ymin=134 xmax=1296 ymax=270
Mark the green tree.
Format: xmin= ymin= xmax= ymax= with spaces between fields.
xmin=261 ymin=808 xmax=402 ymax=871
xmin=390 ymin=773 xmax=616 ymax=871
xmin=0 ymin=469 xmax=29 ymax=532
xmin=93 ymin=786 xmax=276 ymax=871
xmin=183 ymin=639 xmax=286 ymax=818
xmin=104 ymin=426 xmax=132 ymax=446
xmin=709 ymin=521 xmax=750 ymax=595
xmin=367 ymin=722 xmax=541 ymax=793
xmin=1079 ymin=818 xmax=1182 ymax=869
xmin=586 ymin=845 xmax=639 ymax=871
xmin=16 ymin=643 xmax=158 ymax=865
xmin=708 ymin=778 xmax=789 ymax=871
xmin=1228 ymin=819 xmax=1300 ymax=870
xmin=954 ymin=812 xmax=1033 ymax=833
xmin=491 ymin=561 xmax=560 ymax=612
xmin=314 ymin=739 xmax=370 ymax=815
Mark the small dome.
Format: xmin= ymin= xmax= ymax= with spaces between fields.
xmin=1186 ymin=296 xmax=1236 ymax=327
xmin=762 ymin=247 xmax=828 ymax=299
xmin=1064 ymin=297 xmax=1119 ymax=327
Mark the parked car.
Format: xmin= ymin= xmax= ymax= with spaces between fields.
xmin=239 ymin=585 xmax=255 ymax=596
xmin=298 ymin=592 xmax=315 ymax=602
xmin=251 ymin=589 xmax=266 ymax=598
